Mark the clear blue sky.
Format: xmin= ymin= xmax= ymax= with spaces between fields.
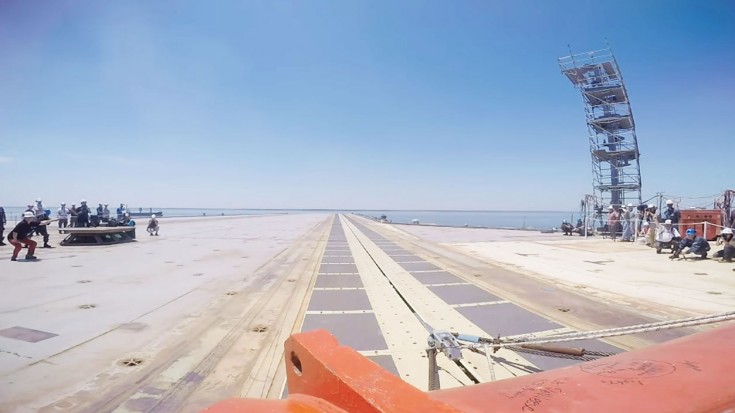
xmin=1 ymin=1 xmax=732 ymax=210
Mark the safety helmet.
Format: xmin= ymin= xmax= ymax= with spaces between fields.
xmin=664 ymin=219 xmax=672 ymax=225
xmin=23 ymin=211 xmax=35 ymax=219
xmin=627 ymin=203 xmax=633 ymax=207
xmin=648 ymin=204 xmax=655 ymax=208
xmin=722 ymin=228 xmax=733 ymax=235
xmin=642 ymin=221 xmax=650 ymax=227
xmin=608 ymin=205 xmax=614 ymax=210
xmin=666 ymin=200 xmax=674 ymax=205
xmin=686 ymin=228 xmax=696 ymax=236
xmin=151 ymin=214 xmax=156 ymax=218
xmin=81 ymin=199 xmax=87 ymax=203
xmin=61 ymin=202 xmax=66 ymax=205
xmin=27 ymin=204 xmax=33 ymax=208
xmin=36 ymin=198 xmax=42 ymax=202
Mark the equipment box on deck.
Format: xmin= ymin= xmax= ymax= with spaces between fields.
xmin=679 ymin=209 xmax=722 ymax=241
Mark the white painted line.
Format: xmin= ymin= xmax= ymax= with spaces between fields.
xmin=424 ymin=282 xmax=472 ymax=287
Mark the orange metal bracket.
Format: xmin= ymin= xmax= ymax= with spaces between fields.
xmin=203 ymin=323 xmax=735 ymax=413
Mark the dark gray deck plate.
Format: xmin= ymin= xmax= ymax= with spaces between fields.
xmin=315 ymin=274 xmax=364 ymax=288
xmin=411 ymin=271 xmax=464 ymax=284
xmin=514 ymin=339 xmax=623 ymax=371
xmin=399 ymin=261 xmax=441 ymax=272
xmin=389 ymin=255 xmax=422 ymax=263
xmin=308 ymin=289 xmax=372 ymax=311
xmin=301 ymin=313 xmax=388 ymax=351
xmin=0 ymin=326 xmax=58 ymax=342
xmin=457 ymin=303 xmax=564 ymax=337
xmin=319 ymin=263 xmax=358 ymax=274
xmin=428 ymin=284 xmax=501 ymax=305
xmin=368 ymin=355 xmax=400 ymax=377
xmin=320 ymin=259 xmax=355 ymax=264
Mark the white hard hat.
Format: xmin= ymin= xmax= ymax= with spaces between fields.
xmin=642 ymin=221 xmax=650 ymax=226
xmin=61 ymin=202 xmax=66 ymax=205
xmin=722 ymin=228 xmax=733 ymax=235
xmin=664 ymin=219 xmax=672 ymax=224
xmin=23 ymin=211 xmax=35 ymax=218
xmin=81 ymin=199 xmax=87 ymax=203
xmin=666 ymin=200 xmax=674 ymax=205
xmin=608 ymin=205 xmax=614 ymax=210
xmin=648 ymin=204 xmax=655 ymax=208
xmin=151 ymin=214 xmax=156 ymax=218
xmin=36 ymin=198 xmax=42 ymax=202
xmin=627 ymin=203 xmax=633 ymax=207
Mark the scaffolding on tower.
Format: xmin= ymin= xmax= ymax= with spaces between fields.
xmin=559 ymin=48 xmax=642 ymax=208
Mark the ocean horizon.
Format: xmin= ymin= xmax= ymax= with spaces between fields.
xmin=2 ymin=206 xmax=578 ymax=230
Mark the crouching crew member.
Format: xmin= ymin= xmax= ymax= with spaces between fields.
xmin=671 ymin=228 xmax=711 ymax=259
xmin=147 ymin=214 xmax=159 ymax=236
xmin=715 ymin=228 xmax=735 ymax=263
xmin=8 ymin=212 xmax=53 ymax=261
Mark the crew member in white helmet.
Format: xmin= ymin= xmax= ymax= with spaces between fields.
xmin=7 ymin=211 xmax=53 ymax=261
xmin=660 ymin=200 xmax=681 ymax=225
xmin=33 ymin=198 xmax=52 ymax=248
xmin=621 ymin=203 xmax=635 ymax=241
xmin=57 ymin=203 xmax=70 ymax=228
xmin=77 ymin=199 xmax=90 ymax=227
xmin=102 ymin=204 xmax=111 ymax=222
xmin=715 ymin=228 xmax=735 ymax=263
xmin=147 ymin=214 xmax=159 ymax=236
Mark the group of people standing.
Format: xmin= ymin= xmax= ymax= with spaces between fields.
xmin=0 ymin=199 xmax=153 ymax=262
xmin=604 ymin=199 xmax=733 ymax=264
xmin=56 ymin=201 xmax=130 ymax=228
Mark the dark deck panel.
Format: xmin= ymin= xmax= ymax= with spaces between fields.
xmin=399 ymin=261 xmax=441 ymax=272
xmin=307 ymin=289 xmax=372 ymax=311
xmin=411 ymin=271 xmax=464 ymax=284
xmin=457 ymin=303 xmax=564 ymax=337
xmin=428 ymin=284 xmax=502 ymax=305
xmin=320 ymin=258 xmax=356 ymax=264
xmin=301 ymin=313 xmax=388 ymax=351
xmin=314 ymin=274 xmax=364 ymax=289
xmin=367 ymin=355 xmax=400 ymax=377
xmin=319 ymin=263 xmax=359 ymax=274
xmin=389 ymin=255 xmax=422 ymax=263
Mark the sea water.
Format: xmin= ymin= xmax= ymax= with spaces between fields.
xmin=1 ymin=207 xmax=576 ymax=230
